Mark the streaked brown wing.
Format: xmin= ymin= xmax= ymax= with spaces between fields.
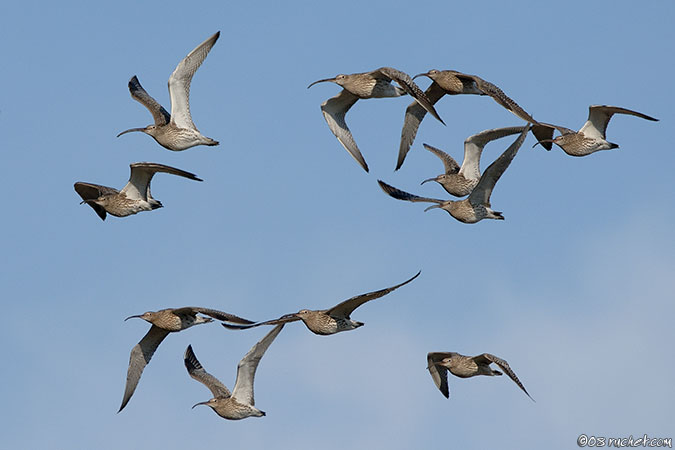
xmin=427 ymin=352 xmax=454 ymax=398
xmin=74 ymin=182 xmax=118 ymax=221
xmin=397 ymin=82 xmax=448 ymax=170
xmin=378 ymin=180 xmax=445 ymax=205
xmin=478 ymin=353 xmax=534 ymax=401
xmin=221 ymin=313 xmax=301 ymax=330
xmin=121 ymin=162 xmax=202 ymax=201
xmin=326 ymin=271 xmax=420 ymax=318
xmin=119 ymin=325 xmax=170 ymax=412
xmin=185 ymin=307 xmax=256 ymax=325
xmin=377 ymin=67 xmax=445 ymax=126
xmin=127 ymin=75 xmax=171 ymax=126
xmin=469 ymin=125 xmax=529 ymax=207
xmin=184 ymin=344 xmax=231 ymax=398
xmin=457 ymin=73 xmax=538 ymax=124
xmin=583 ymin=105 xmax=658 ymax=139
xmin=231 ymin=324 xmax=285 ymax=406
xmin=423 ymin=143 xmax=460 ymax=174
xmin=320 ymin=90 xmax=366 ymax=171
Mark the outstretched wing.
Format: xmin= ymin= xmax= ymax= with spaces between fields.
xmin=458 ymin=73 xmax=538 ymax=124
xmin=468 ymin=125 xmax=529 ymax=207
xmin=461 ymin=126 xmax=527 ymax=180
xmin=378 ymin=180 xmax=445 ymax=205
xmin=184 ymin=344 xmax=231 ymax=398
xmin=326 ymin=271 xmax=420 ymax=319
xmin=397 ymin=82 xmax=448 ymax=170
xmin=581 ymin=105 xmax=658 ymax=140
xmin=427 ymin=352 xmax=455 ymax=398
xmin=127 ymin=76 xmax=170 ymax=126
xmin=168 ymin=31 xmax=220 ymax=130
xmin=222 ymin=313 xmax=301 ymax=331
xmin=475 ymin=353 xmax=534 ymax=401
xmin=423 ymin=143 xmax=460 ymax=175
xmin=121 ymin=162 xmax=202 ymax=201
xmin=231 ymin=324 xmax=285 ymax=406
xmin=180 ymin=307 xmax=256 ymax=325
xmin=376 ymin=67 xmax=445 ymax=127
xmin=74 ymin=182 xmax=118 ymax=221
xmin=119 ymin=325 xmax=170 ymax=412
xmin=320 ymin=90 xmax=365 ymax=171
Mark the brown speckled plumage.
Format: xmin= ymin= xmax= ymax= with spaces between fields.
xmin=74 ymin=162 xmax=202 ymax=220
xmin=118 ymin=306 xmax=255 ymax=412
xmin=398 ymin=70 xmax=547 ymax=169
xmin=427 ymin=352 xmax=533 ymax=401
xmin=222 ymin=272 xmax=420 ymax=335
xmin=420 ymin=126 xmax=528 ymax=197
xmin=381 ymin=125 xmax=530 ymax=224
xmin=533 ymin=105 xmax=658 ymax=156
xmin=308 ymin=67 xmax=444 ymax=172
xmin=117 ymin=32 xmax=220 ymax=151
xmin=186 ymin=325 xmax=284 ymax=420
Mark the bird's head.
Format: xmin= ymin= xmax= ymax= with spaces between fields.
xmin=413 ymin=69 xmax=439 ymax=81
xmin=307 ymin=74 xmax=347 ymax=89
xmin=117 ymin=124 xmax=157 ymax=138
xmin=124 ymin=311 xmax=155 ymax=323
xmin=532 ymin=138 xmax=559 ymax=150
xmin=192 ymin=398 xmax=218 ymax=410
xmin=421 ymin=174 xmax=447 ymax=186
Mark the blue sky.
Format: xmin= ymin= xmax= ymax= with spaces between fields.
xmin=1 ymin=1 xmax=673 ymax=448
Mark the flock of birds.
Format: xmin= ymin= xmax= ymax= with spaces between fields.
xmin=73 ymin=31 xmax=657 ymax=420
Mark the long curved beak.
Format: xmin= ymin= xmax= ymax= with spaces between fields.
xmin=532 ymin=139 xmax=554 ymax=148
xmin=192 ymin=401 xmax=209 ymax=409
xmin=420 ymin=177 xmax=438 ymax=185
xmin=124 ymin=314 xmax=142 ymax=321
xmin=424 ymin=204 xmax=442 ymax=212
xmin=116 ymin=127 xmax=146 ymax=137
xmin=412 ymin=72 xmax=429 ymax=80
xmin=307 ymin=77 xmax=337 ymax=89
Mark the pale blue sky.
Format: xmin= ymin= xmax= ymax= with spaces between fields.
xmin=1 ymin=1 xmax=673 ymax=449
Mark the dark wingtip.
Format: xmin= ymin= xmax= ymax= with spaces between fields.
xmin=118 ymin=399 xmax=128 ymax=413
xmin=221 ymin=322 xmax=253 ymax=330
xmin=377 ymin=179 xmax=391 ymax=192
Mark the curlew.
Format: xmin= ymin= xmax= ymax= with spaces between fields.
xmin=397 ymin=69 xmax=549 ymax=169
xmin=186 ymin=324 xmax=284 ymax=420
xmin=223 ymin=271 xmax=420 ymax=335
xmin=533 ymin=105 xmax=658 ymax=156
xmin=74 ymin=162 xmax=202 ymax=220
xmin=117 ymin=32 xmax=220 ymax=151
xmin=118 ymin=307 xmax=255 ymax=412
xmin=379 ymin=125 xmax=529 ymax=224
xmin=308 ymin=67 xmax=445 ymax=172
xmin=427 ymin=352 xmax=533 ymax=401
xmin=420 ymin=126 xmax=528 ymax=197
